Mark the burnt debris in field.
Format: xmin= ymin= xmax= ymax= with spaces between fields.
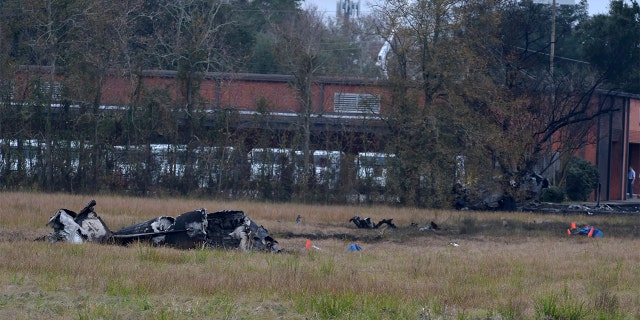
xmin=40 ymin=200 xmax=279 ymax=252
xmin=348 ymin=216 xmax=397 ymax=229
xmin=44 ymin=200 xmax=111 ymax=244
xmin=111 ymin=209 xmax=209 ymax=249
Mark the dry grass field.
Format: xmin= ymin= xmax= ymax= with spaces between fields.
xmin=1 ymin=191 xmax=640 ymax=319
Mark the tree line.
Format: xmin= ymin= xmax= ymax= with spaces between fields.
xmin=0 ymin=0 xmax=639 ymax=207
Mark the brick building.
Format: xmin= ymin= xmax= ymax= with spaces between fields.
xmin=593 ymin=92 xmax=640 ymax=200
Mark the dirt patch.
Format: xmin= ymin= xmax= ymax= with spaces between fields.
xmin=274 ymin=203 xmax=640 ymax=245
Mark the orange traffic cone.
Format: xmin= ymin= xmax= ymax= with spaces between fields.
xmin=588 ymin=228 xmax=594 ymax=238
xmin=305 ymin=239 xmax=311 ymax=250
xmin=567 ymin=229 xmax=571 ymax=236
xmin=571 ymin=222 xmax=576 ymax=229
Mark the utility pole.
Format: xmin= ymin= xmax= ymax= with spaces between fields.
xmin=548 ymin=0 xmax=557 ymax=185
xmin=550 ymin=0 xmax=556 ymax=77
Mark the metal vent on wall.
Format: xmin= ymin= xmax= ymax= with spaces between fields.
xmin=334 ymin=93 xmax=380 ymax=114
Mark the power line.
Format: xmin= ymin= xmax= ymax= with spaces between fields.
xmin=515 ymin=46 xmax=590 ymax=64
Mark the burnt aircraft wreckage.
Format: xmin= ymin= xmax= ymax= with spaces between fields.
xmin=42 ymin=200 xmax=279 ymax=252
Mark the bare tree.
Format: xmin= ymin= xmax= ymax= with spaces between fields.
xmin=270 ymin=8 xmax=328 ymax=194
xmin=370 ymin=0 xmax=618 ymax=207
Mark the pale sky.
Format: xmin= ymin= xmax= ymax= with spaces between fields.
xmin=303 ymin=0 xmax=614 ymax=17
xmin=586 ymin=0 xmax=613 ymax=15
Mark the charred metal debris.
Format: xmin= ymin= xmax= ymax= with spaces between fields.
xmin=41 ymin=200 xmax=279 ymax=252
xmin=348 ymin=216 xmax=397 ymax=229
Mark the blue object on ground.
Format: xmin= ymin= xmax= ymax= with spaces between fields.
xmin=576 ymin=227 xmax=604 ymax=238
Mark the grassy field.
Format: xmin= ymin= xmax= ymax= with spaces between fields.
xmin=1 ymin=192 xmax=640 ymax=319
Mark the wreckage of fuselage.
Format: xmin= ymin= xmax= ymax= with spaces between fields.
xmin=43 ymin=200 xmax=279 ymax=252
xmin=45 ymin=199 xmax=111 ymax=244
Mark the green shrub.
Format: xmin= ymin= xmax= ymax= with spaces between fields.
xmin=565 ymin=157 xmax=599 ymax=201
xmin=535 ymin=290 xmax=588 ymax=320
xmin=541 ymin=186 xmax=565 ymax=203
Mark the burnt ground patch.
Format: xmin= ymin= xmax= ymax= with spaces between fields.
xmin=274 ymin=203 xmax=640 ymax=245
xmin=520 ymin=201 xmax=640 ymax=215
xmin=275 ymin=220 xmax=570 ymax=244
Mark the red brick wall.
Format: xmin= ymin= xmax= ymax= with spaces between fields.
xmin=217 ymin=79 xmax=299 ymax=112
xmin=131 ymin=73 xmax=392 ymax=114
xmin=12 ymin=68 xmax=396 ymax=115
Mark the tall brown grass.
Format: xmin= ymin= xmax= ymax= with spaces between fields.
xmin=1 ymin=191 xmax=639 ymax=319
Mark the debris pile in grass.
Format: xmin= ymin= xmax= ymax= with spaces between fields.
xmin=40 ymin=200 xmax=279 ymax=252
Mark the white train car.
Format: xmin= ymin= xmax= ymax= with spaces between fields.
xmin=355 ymin=152 xmax=395 ymax=188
